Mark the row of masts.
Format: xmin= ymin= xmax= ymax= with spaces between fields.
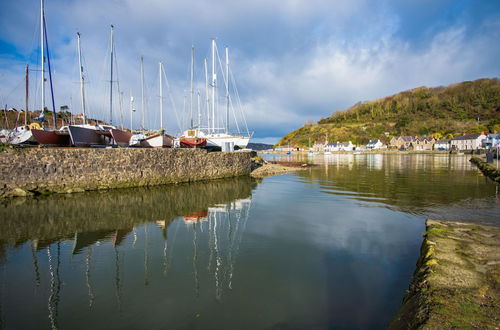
xmin=37 ymin=0 xmax=234 ymax=134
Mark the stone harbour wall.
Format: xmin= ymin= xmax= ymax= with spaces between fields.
xmin=0 ymin=148 xmax=253 ymax=197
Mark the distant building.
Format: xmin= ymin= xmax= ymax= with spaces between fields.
xmin=483 ymin=133 xmax=500 ymax=149
xmin=390 ymin=136 xmax=415 ymax=149
xmin=275 ymin=145 xmax=300 ymax=152
xmin=450 ymin=134 xmax=486 ymax=150
xmin=414 ymin=136 xmax=435 ymax=151
xmin=323 ymin=141 xmax=355 ymax=152
xmin=366 ymin=139 xmax=384 ymax=150
xmin=313 ymin=141 xmax=326 ymax=152
xmin=434 ymin=139 xmax=451 ymax=150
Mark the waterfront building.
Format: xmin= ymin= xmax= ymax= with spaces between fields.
xmin=450 ymin=133 xmax=486 ymax=150
xmin=483 ymin=133 xmax=500 ymax=149
xmin=434 ymin=139 xmax=451 ymax=150
xmin=414 ymin=136 xmax=435 ymax=151
xmin=390 ymin=136 xmax=415 ymax=149
xmin=313 ymin=141 xmax=327 ymax=152
xmin=366 ymin=139 xmax=384 ymax=150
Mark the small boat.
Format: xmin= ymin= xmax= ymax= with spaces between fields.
xmin=130 ymin=132 xmax=174 ymax=148
xmin=110 ymin=128 xmax=132 ymax=147
xmin=180 ymin=129 xmax=207 ymax=148
xmin=31 ymin=127 xmax=71 ymax=146
xmin=8 ymin=125 xmax=36 ymax=145
xmin=68 ymin=124 xmax=114 ymax=147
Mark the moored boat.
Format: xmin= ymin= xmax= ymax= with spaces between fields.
xmin=31 ymin=127 xmax=71 ymax=146
xmin=139 ymin=133 xmax=174 ymax=148
xmin=68 ymin=124 xmax=114 ymax=147
xmin=110 ymin=128 xmax=132 ymax=147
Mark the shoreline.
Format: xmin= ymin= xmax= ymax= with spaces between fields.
xmin=390 ymin=219 xmax=499 ymax=329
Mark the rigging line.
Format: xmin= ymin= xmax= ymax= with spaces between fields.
xmin=216 ymin=46 xmax=230 ymax=131
xmin=229 ymin=69 xmax=250 ymax=135
xmin=112 ymin=42 xmax=124 ymax=128
xmin=162 ymin=66 xmax=182 ymax=133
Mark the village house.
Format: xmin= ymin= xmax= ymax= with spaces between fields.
xmin=324 ymin=141 xmax=355 ymax=152
xmin=483 ymin=133 xmax=500 ymax=149
xmin=434 ymin=139 xmax=451 ymax=150
xmin=414 ymin=136 xmax=435 ymax=151
xmin=450 ymin=133 xmax=486 ymax=150
xmin=313 ymin=141 xmax=326 ymax=152
xmin=340 ymin=141 xmax=355 ymax=151
xmin=390 ymin=136 xmax=415 ymax=149
xmin=366 ymin=139 xmax=384 ymax=150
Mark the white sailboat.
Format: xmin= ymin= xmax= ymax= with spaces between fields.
xmin=182 ymin=40 xmax=252 ymax=151
xmin=129 ymin=58 xmax=173 ymax=148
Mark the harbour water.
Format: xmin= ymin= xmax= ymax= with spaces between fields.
xmin=0 ymin=154 xmax=498 ymax=329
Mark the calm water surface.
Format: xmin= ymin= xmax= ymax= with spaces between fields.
xmin=0 ymin=154 xmax=498 ymax=329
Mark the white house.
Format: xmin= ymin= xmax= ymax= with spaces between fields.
xmin=366 ymin=139 xmax=384 ymax=150
xmin=434 ymin=139 xmax=451 ymax=150
xmin=340 ymin=141 xmax=355 ymax=151
xmin=483 ymin=133 xmax=500 ymax=149
xmin=450 ymin=134 xmax=486 ymax=150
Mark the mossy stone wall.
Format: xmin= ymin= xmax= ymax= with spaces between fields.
xmin=0 ymin=148 xmax=252 ymax=197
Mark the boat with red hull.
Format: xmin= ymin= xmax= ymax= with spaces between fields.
xmin=180 ymin=137 xmax=207 ymax=148
xmin=110 ymin=128 xmax=132 ymax=147
xmin=32 ymin=129 xmax=71 ymax=146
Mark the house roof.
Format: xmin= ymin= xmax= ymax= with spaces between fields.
xmin=486 ymin=133 xmax=500 ymax=139
xmin=399 ymin=136 xmax=415 ymax=142
xmin=367 ymin=139 xmax=381 ymax=145
xmin=452 ymin=134 xmax=482 ymax=140
xmin=436 ymin=139 xmax=450 ymax=144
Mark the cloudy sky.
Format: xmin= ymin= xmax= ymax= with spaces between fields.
xmin=1 ymin=0 xmax=499 ymax=143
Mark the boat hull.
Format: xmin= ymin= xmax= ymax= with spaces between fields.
xmin=140 ymin=134 xmax=174 ymax=148
xmin=205 ymin=135 xmax=250 ymax=149
xmin=180 ymin=137 xmax=207 ymax=148
xmin=110 ymin=129 xmax=132 ymax=147
xmin=32 ymin=129 xmax=71 ymax=146
xmin=8 ymin=129 xmax=36 ymax=145
xmin=68 ymin=125 xmax=110 ymax=147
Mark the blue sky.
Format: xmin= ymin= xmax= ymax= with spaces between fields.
xmin=1 ymin=0 xmax=499 ymax=144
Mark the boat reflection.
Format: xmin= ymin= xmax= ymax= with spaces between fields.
xmin=0 ymin=176 xmax=256 ymax=328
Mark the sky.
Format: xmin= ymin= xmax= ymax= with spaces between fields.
xmin=0 ymin=0 xmax=499 ymax=144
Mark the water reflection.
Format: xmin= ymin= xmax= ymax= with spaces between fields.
xmin=0 ymin=177 xmax=255 ymax=330
xmin=283 ymin=153 xmax=499 ymax=223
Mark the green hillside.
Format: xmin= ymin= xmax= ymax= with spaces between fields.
xmin=277 ymin=78 xmax=500 ymax=147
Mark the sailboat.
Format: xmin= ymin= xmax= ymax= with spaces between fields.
xmin=68 ymin=26 xmax=116 ymax=147
xmin=179 ymin=47 xmax=207 ymax=148
xmin=30 ymin=0 xmax=70 ymax=146
xmin=195 ymin=40 xmax=252 ymax=150
xmin=129 ymin=59 xmax=173 ymax=148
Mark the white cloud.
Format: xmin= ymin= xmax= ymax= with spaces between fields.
xmin=0 ymin=0 xmax=499 ymax=139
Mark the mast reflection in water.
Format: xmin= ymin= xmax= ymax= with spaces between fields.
xmin=0 ymin=177 xmax=255 ymax=330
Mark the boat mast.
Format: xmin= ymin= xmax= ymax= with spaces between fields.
xmin=109 ymin=25 xmax=114 ymax=125
xmin=77 ymin=32 xmax=87 ymax=125
xmin=211 ymin=39 xmax=216 ymax=133
xmin=129 ymin=89 xmax=133 ymax=131
xmin=197 ymin=90 xmax=201 ymax=129
xmin=25 ymin=64 xmax=29 ymax=126
xmin=204 ymin=58 xmax=209 ymax=131
xmin=40 ymin=0 xmax=45 ymax=117
xmin=140 ymin=56 xmax=145 ymax=130
xmin=225 ymin=46 xmax=229 ymax=134
xmin=43 ymin=13 xmax=57 ymax=129
xmin=190 ymin=46 xmax=194 ymax=129
xmin=159 ymin=62 xmax=163 ymax=130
